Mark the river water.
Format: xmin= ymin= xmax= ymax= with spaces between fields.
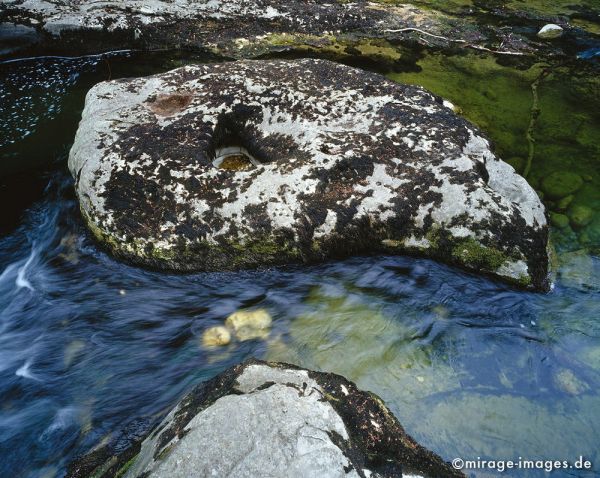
xmin=1 ymin=48 xmax=599 ymax=478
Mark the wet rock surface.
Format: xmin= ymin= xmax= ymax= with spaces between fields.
xmin=66 ymin=359 xmax=464 ymax=478
xmin=69 ymin=58 xmax=550 ymax=289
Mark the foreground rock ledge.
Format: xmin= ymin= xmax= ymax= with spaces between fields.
xmin=69 ymin=59 xmax=550 ymax=289
xmin=67 ymin=359 xmax=464 ymax=478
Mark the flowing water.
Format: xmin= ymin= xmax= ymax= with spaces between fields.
xmin=1 ymin=42 xmax=600 ymax=478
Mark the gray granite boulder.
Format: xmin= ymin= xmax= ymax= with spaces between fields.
xmin=68 ymin=59 xmax=550 ymax=289
xmin=66 ymin=359 xmax=464 ymax=478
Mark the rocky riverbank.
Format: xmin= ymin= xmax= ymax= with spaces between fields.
xmin=1 ymin=0 xmax=598 ymax=61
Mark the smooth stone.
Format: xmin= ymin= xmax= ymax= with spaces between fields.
xmin=537 ymin=24 xmax=564 ymax=39
xmin=568 ymin=204 xmax=594 ymax=228
xmin=65 ymin=360 xmax=463 ymax=478
xmin=550 ymin=212 xmax=570 ymax=229
xmin=541 ymin=171 xmax=584 ymax=200
xmin=225 ymin=309 xmax=272 ymax=332
xmin=68 ymin=59 xmax=550 ymax=290
xmin=201 ymin=326 xmax=231 ymax=347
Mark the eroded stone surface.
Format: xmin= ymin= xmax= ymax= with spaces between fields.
xmin=66 ymin=359 xmax=464 ymax=478
xmin=69 ymin=58 xmax=550 ymax=289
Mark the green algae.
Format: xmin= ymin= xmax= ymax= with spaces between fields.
xmin=114 ymin=455 xmax=137 ymax=478
xmin=541 ymin=171 xmax=584 ymax=200
xmin=450 ymin=237 xmax=509 ymax=272
xmin=253 ymin=33 xmax=412 ymax=68
xmin=387 ymin=52 xmax=600 ymax=253
xmin=267 ymin=286 xmax=464 ymax=403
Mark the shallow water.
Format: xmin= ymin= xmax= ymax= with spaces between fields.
xmin=1 ymin=49 xmax=600 ymax=478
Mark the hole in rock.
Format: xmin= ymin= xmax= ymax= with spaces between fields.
xmin=212 ymin=146 xmax=261 ymax=171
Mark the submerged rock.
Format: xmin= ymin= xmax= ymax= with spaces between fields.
xmin=201 ymin=326 xmax=231 ymax=347
xmin=66 ymin=359 xmax=464 ymax=478
xmin=69 ymin=59 xmax=550 ymax=289
xmin=568 ymin=204 xmax=594 ymax=229
xmin=550 ymin=212 xmax=569 ymax=229
xmin=541 ymin=171 xmax=583 ymax=200
xmin=225 ymin=308 xmax=272 ymax=341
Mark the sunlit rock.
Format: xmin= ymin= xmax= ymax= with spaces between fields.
xmin=201 ymin=326 xmax=231 ymax=347
xmin=65 ymin=359 xmax=463 ymax=478
xmin=225 ymin=308 xmax=272 ymax=342
xmin=69 ymin=59 xmax=550 ymax=289
xmin=537 ymin=24 xmax=564 ymax=39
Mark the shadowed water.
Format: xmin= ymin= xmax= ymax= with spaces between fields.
xmin=1 ymin=51 xmax=600 ymax=478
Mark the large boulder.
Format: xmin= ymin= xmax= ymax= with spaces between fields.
xmin=69 ymin=59 xmax=550 ymax=289
xmin=66 ymin=359 xmax=464 ymax=478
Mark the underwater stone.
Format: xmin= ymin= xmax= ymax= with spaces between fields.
xmin=537 ymin=24 xmax=564 ymax=39
xmin=568 ymin=204 xmax=594 ymax=229
xmin=225 ymin=308 xmax=272 ymax=342
xmin=550 ymin=212 xmax=570 ymax=229
xmin=65 ymin=359 xmax=464 ymax=478
xmin=541 ymin=171 xmax=584 ymax=200
xmin=201 ymin=326 xmax=231 ymax=347
xmin=553 ymin=368 xmax=588 ymax=395
xmin=68 ymin=59 xmax=550 ymax=290
xmin=556 ymin=194 xmax=574 ymax=212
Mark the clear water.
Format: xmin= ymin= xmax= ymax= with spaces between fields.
xmin=1 ymin=50 xmax=600 ymax=478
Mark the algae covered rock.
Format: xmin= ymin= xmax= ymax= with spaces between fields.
xmin=568 ymin=204 xmax=594 ymax=228
xmin=541 ymin=171 xmax=584 ymax=199
xmin=69 ymin=59 xmax=550 ymax=289
xmin=550 ymin=212 xmax=570 ymax=229
xmin=66 ymin=359 xmax=464 ymax=478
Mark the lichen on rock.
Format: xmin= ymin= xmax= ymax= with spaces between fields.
xmin=68 ymin=58 xmax=550 ymax=289
xmin=65 ymin=359 xmax=464 ymax=478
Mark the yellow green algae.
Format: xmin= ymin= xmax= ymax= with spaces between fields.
xmin=247 ymin=33 xmax=413 ymax=68
xmin=267 ymin=286 xmax=464 ymax=403
xmin=387 ymin=52 xmax=600 ymax=254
